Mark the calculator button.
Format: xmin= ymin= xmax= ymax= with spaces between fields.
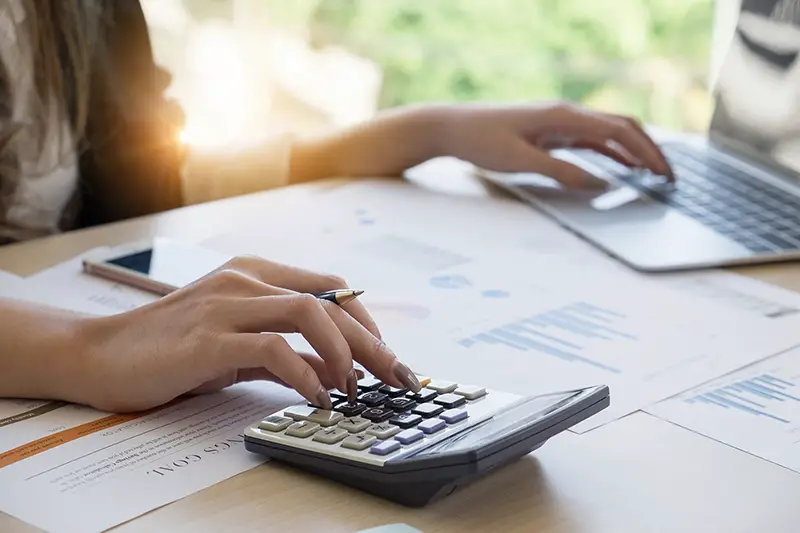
xmin=379 ymin=385 xmax=409 ymax=397
xmin=416 ymin=375 xmax=432 ymax=388
xmin=331 ymin=390 xmax=348 ymax=401
xmin=283 ymin=405 xmax=318 ymax=421
xmin=334 ymin=402 xmax=367 ymax=417
xmin=358 ymin=391 xmax=388 ymax=407
xmin=427 ymin=380 xmax=458 ymax=394
xmin=285 ymin=421 xmax=321 ymax=438
xmin=407 ymin=389 xmax=439 ymax=403
xmin=362 ymin=407 xmax=394 ymax=422
xmin=440 ymin=409 xmax=469 ymax=424
xmin=418 ymin=418 xmax=446 ymax=434
xmin=308 ymin=398 xmax=345 ymax=409
xmin=338 ymin=416 xmax=371 ymax=433
xmin=386 ymin=398 xmax=417 ymax=412
xmin=357 ymin=378 xmax=383 ymax=392
xmin=412 ymin=403 xmax=444 ymax=418
xmin=312 ymin=427 xmax=349 ymax=444
xmin=433 ymin=393 xmax=467 ymax=409
xmin=305 ymin=410 xmax=344 ymax=427
xmin=258 ymin=415 xmax=292 ymax=432
xmin=395 ymin=429 xmax=424 ymax=444
xmin=342 ymin=434 xmax=377 ymax=451
xmin=370 ymin=440 xmax=401 ymax=456
xmin=454 ymin=385 xmax=487 ymax=400
xmin=366 ymin=423 xmax=401 ymax=439
xmin=389 ymin=413 xmax=422 ymax=429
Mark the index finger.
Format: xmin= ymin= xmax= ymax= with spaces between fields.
xmin=225 ymin=256 xmax=383 ymax=339
xmin=563 ymin=109 xmax=673 ymax=181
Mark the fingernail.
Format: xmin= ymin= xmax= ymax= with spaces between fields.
xmin=392 ymin=361 xmax=421 ymax=392
xmin=346 ymin=369 xmax=359 ymax=404
xmin=355 ymin=368 xmax=365 ymax=380
xmin=315 ymin=387 xmax=333 ymax=410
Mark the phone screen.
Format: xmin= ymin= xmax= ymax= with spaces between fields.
xmin=101 ymin=238 xmax=232 ymax=290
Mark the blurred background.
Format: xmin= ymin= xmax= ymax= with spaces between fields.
xmin=141 ymin=0 xmax=733 ymax=150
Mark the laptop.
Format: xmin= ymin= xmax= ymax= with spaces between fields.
xmin=479 ymin=0 xmax=800 ymax=272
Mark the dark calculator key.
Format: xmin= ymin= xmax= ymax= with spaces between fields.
xmin=362 ymin=407 xmax=394 ymax=423
xmin=357 ymin=378 xmax=383 ymax=392
xmin=358 ymin=391 xmax=389 ymax=407
xmin=386 ymin=397 xmax=417 ymax=412
xmin=407 ymin=389 xmax=438 ymax=403
xmin=433 ymin=393 xmax=466 ymax=409
xmin=379 ymin=385 xmax=409 ymax=397
xmin=334 ymin=402 xmax=367 ymax=417
xmin=412 ymin=402 xmax=444 ymax=418
xmin=389 ymin=413 xmax=423 ymax=429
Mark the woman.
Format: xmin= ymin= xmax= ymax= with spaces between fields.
xmin=0 ymin=1 xmax=673 ymax=412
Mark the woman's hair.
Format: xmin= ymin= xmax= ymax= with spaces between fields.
xmin=0 ymin=0 xmax=102 ymax=175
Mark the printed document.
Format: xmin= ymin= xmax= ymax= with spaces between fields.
xmin=646 ymin=346 xmax=800 ymax=474
xmin=0 ymin=382 xmax=300 ymax=533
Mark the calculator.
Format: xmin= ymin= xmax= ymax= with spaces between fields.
xmin=244 ymin=377 xmax=609 ymax=507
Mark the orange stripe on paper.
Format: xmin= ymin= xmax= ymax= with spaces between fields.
xmin=0 ymin=398 xmax=186 ymax=470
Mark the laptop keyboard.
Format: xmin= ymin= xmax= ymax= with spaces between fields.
xmin=573 ymin=143 xmax=800 ymax=254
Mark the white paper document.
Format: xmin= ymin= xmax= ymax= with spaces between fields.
xmin=207 ymin=205 xmax=800 ymax=433
xmin=363 ymin=253 xmax=800 ymax=432
xmin=0 ymin=382 xmax=301 ymax=533
xmin=646 ymin=346 xmax=800 ymax=474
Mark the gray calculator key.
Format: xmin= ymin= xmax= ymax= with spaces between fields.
xmin=342 ymin=434 xmax=377 ymax=450
xmin=412 ymin=403 xmax=444 ymax=418
xmin=312 ymin=427 xmax=349 ymax=444
xmin=338 ymin=416 xmax=371 ymax=433
xmin=454 ymin=385 xmax=487 ymax=400
xmin=366 ymin=423 xmax=401 ymax=439
xmin=440 ymin=409 xmax=468 ymax=424
xmin=285 ymin=421 xmax=321 ymax=438
xmin=395 ymin=428 xmax=424 ymax=444
xmin=418 ymin=418 xmax=446 ymax=434
xmin=427 ymin=380 xmax=458 ymax=393
xmin=305 ymin=410 xmax=344 ymax=427
xmin=258 ymin=415 xmax=292 ymax=432
xmin=283 ymin=405 xmax=318 ymax=421
xmin=434 ymin=393 xmax=466 ymax=409
xmin=370 ymin=440 xmax=401 ymax=456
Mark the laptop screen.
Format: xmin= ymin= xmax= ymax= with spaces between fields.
xmin=709 ymin=0 xmax=800 ymax=174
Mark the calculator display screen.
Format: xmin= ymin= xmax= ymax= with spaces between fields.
xmin=410 ymin=390 xmax=583 ymax=457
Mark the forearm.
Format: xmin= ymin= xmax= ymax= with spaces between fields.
xmin=0 ymin=299 xmax=91 ymax=403
xmin=289 ymin=104 xmax=454 ymax=183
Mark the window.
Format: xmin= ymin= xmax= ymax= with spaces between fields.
xmin=143 ymin=0 xmax=716 ymax=145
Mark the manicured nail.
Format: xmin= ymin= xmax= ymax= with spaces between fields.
xmin=316 ymin=387 xmax=333 ymax=410
xmin=392 ymin=361 xmax=421 ymax=392
xmin=346 ymin=369 xmax=359 ymax=403
xmin=355 ymin=368 xmax=365 ymax=380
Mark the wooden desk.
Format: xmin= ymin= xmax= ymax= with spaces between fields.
xmin=2 ymin=161 xmax=800 ymax=533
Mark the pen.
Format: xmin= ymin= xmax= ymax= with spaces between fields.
xmin=314 ymin=289 xmax=364 ymax=306
xmin=314 ymin=289 xmax=365 ymax=405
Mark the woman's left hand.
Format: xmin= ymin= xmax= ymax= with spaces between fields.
xmin=438 ymin=102 xmax=675 ymax=189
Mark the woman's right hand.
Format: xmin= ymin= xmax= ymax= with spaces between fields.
xmin=71 ymin=255 xmax=420 ymax=412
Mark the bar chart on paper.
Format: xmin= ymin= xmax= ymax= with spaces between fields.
xmin=456 ymin=302 xmax=635 ymax=374
xmin=647 ymin=346 xmax=800 ymax=473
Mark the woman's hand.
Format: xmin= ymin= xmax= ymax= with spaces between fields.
xmin=290 ymin=101 xmax=674 ymax=189
xmin=70 ymin=256 xmax=420 ymax=412
xmin=440 ymin=102 xmax=674 ymax=189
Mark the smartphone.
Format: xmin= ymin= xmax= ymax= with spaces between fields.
xmin=82 ymin=238 xmax=233 ymax=295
